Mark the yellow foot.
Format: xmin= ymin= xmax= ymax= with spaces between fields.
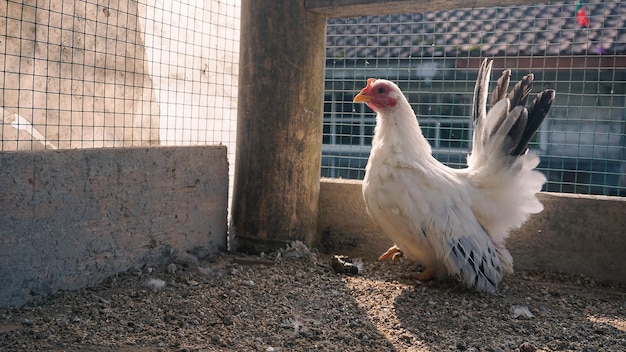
xmin=402 ymin=267 xmax=437 ymax=282
xmin=378 ymin=245 xmax=403 ymax=261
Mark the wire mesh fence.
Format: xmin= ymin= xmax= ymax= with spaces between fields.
xmin=0 ymin=0 xmax=240 ymax=201
xmin=0 ymin=0 xmax=239 ymax=153
xmin=323 ymin=0 xmax=626 ymax=196
xmin=1 ymin=1 xmax=624 ymax=196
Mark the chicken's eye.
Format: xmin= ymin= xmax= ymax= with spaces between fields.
xmin=377 ymin=87 xmax=386 ymax=94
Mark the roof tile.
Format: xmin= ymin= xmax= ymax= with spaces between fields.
xmin=326 ymin=0 xmax=626 ymax=58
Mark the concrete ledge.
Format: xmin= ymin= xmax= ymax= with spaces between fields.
xmin=0 ymin=146 xmax=228 ymax=307
xmin=319 ymin=178 xmax=626 ymax=284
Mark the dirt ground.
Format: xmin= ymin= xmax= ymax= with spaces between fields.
xmin=1 ymin=245 xmax=625 ymax=352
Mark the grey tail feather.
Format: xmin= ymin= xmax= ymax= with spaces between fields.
xmin=484 ymin=69 xmax=530 ymax=142
xmin=490 ymin=69 xmax=510 ymax=107
xmin=475 ymin=59 xmax=555 ymax=158
xmin=488 ymin=68 xmax=555 ymax=157
xmin=473 ymin=58 xmax=491 ymax=125
xmin=511 ymin=89 xmax=555 ymax=156
xmin=500 ymin=73 xmax=535 ymax=154
xmin=507 ymin=73 xmax=534 ymax=108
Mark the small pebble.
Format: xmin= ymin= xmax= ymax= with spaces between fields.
xmin=167 ymin=263 xmax=178 ymax=274
xmin=519 ymin=341 xmax=536 ymax=352
xmin=145 ymin=278 xmax=167 ymax=290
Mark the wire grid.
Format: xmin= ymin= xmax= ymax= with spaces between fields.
xmin=324 ymin=0 xmax=626 ymax=196
xmin=0 ymin=0 xmax=239 ymax=154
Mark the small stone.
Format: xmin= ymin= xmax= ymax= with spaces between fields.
xmin=167 ymin=263 xmax=178 ymax=274
xmin=331 ymin=255 xmax=362 ymax=275
xmin=222 ymin=316 xmax=233 ymax=325
xmin=509 ymin=305 xmax=534 ymax=319
xmin=99 ymin=297 xmax=110 ymax=306
xmin=144 ymin=278 xmax=167 ymax=290
xmin=519 ymin=341 xmax=536 ymax=352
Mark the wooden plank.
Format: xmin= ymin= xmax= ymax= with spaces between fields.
xmin=231 ymin=0 xmax=326 ymax=253
xmin=306 ymin=0 xmax=554 ymax=18
xmin=0 ymin=146 xmax=228 ymax=307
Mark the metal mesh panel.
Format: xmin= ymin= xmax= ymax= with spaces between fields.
xmin=0 ymin=0 xmax=239 ymax=156
xmin=323 ymin=0 xmax=626 ymax=196
xmin=0 ymin=0 xmax=240 ymax=205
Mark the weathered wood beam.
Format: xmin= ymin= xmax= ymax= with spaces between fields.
xmin=306 ymin=0 xmax=552 ymax=18
xmin=231 ymin=0 xmax=326 ymax=253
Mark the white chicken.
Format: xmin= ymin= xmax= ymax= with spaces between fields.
xmin=354 ymin=59 xmax=555 ymax=293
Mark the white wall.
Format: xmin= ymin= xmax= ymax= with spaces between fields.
xmin=0 ymin=0 xmax=161 ymax=149
xmin=137 ymin=0 xmax=240 ymax=204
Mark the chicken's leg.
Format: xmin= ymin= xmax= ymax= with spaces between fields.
xmin=403 ymin=267 xmax=437 ymax=282
xmin=378 ymin=245 xmax=403 ymax=261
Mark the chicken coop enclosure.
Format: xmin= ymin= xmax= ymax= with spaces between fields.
xmin=1 ymin=0 xmax=625 ymax=306
xmin=1 ymin=0 xmax=624 ymax=194
xmin=1 ymin=0 xmax=626 ymax=351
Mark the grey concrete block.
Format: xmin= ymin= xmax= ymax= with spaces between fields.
xmin=0 ymin=146 xmax=228 ymax=307
xmin=508 ymin=192 xmax=626 ymax=283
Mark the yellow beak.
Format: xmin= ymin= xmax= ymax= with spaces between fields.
xmin=353 ymin=93 xmax=372 ymax=103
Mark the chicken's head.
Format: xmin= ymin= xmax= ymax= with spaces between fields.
xmin=353 ymin=78 xmax=400 ymax=112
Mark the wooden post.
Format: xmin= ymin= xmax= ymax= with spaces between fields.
xmin=231 ymin=0 xmax=326 ymax=253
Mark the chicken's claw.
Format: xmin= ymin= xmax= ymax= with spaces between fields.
xmin=402 ymin=267 xmax=436 ymax=282
xmin=378 ymin=245 xmax=403 ymax=261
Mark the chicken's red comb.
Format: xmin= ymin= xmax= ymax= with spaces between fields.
xmin=358 ymin=78 xmax=377 ymax=94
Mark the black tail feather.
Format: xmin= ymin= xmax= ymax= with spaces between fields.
xmin=511 ymin=89 xmax=556 ymax=156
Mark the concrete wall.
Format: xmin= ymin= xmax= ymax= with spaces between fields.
xmin=0 ymin=0 xmax=160 ymax=149
xmin=319 ymin=178 xmax=626 ymax=284
xmin=0 ymin=146 xmax=228 ymax=307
